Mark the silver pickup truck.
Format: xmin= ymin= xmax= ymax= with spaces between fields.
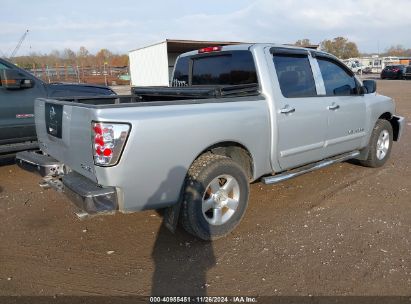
xmin=17 ymin=44 xmax=405 ymax=240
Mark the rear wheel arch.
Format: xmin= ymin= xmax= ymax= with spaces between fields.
xmin=171 ymin=142 xmax=254 ymax=217
xmin=168 ymin=142 xmax=253 ymax=214
xmin=194 ymin=141 xmax=255 ymax=181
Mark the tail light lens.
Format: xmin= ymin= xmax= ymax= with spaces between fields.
xmin=92 ymin=122 xmax=130 ymax=166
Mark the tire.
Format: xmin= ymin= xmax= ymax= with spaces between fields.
xmin=359 ymin=119 xmax=393 ymax=168
xmin=180 ymin=153 xmax=249 ymax=240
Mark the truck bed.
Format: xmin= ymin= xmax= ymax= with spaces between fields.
xmin=56 ymin=83 xmax=259 ymax=105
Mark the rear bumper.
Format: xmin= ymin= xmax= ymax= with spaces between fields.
xmin=16 ymin=151 xmax=118 ymax=215
xmin=63 ymin=172 xmax=118 ymax=214
xmin=16 ymin=150 xmax=64 ymax=177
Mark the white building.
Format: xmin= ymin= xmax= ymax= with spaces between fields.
xmin=128 ymin=39 xmax=243 ymax=87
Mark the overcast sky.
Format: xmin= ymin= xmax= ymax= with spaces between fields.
xmin=1 ymin=0 xmax=410 ymax=56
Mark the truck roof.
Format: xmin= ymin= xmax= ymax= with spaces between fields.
xmin=178 ymin=43 xmax=333 ymax=59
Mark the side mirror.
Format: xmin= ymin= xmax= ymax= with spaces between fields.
xmin=362 ymin=80 xmax=376 ymax=94
xmin=0 ymin=69 xmax=33 ymax=89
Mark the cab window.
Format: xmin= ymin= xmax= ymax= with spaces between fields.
xmin=317 ymin=58 xmax=358 ymax=96
xmin=273 ymin=54 xmax=317 ymax=98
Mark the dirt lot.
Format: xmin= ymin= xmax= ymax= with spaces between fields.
xmin=0 ymin=80 xmax=410 ymax=296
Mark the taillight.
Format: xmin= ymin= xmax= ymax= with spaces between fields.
xmin=198 ymin=46 xmax=222 ymax=54
xmin=92 ymin=122 xmax=130 ymax=166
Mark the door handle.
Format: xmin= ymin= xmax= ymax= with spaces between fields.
xmin=327 ymin=103 xmax=340 ymax=110
xmin=280 ymin=106 xmax=296 ymax=114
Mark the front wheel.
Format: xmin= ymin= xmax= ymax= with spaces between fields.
xmin=359 ymin=119 xmax=393 ymax=168
xmin=180 ymin=153 xmax=249 ymax=240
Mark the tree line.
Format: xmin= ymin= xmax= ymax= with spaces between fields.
xmin=11 ymin=47 xmax=129 ymax=69
xmin=295 ymin=37 xmax=411 ymax=59
xmin=7 ymin=38 xmax=411 ymax=69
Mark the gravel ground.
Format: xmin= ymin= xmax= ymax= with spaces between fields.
xmin=0 ymin=80 xmax=410 ymax=296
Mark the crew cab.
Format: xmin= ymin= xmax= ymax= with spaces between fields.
xmin=0 ymin=58 xmax=115 ymax=155
xmin=16 ymin=44 xmax=405 ymax=240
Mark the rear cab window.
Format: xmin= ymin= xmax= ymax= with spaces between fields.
xmin=172 ymin=56 xmax=189 ymax=86
xmin=272 ymin=53 xmax=317 ymax=98
xmin=172 ymin=50 xmax=258 ymax=87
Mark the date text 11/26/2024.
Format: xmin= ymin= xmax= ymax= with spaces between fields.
xmin=149 ymin=296 xmax=258 ymax=303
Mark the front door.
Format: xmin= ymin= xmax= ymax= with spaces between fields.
xmin=315 ymin=56 xmax=366 ymax=157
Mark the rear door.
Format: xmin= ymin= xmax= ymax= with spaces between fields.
xmin=271 ymin=48 xmax=328 ymax=170
xmin=315 ymin=55 xmax=366 ymax=157
xmin=0 ymin=62 xmax=46 ymax=143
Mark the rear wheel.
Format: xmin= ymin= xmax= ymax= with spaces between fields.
xmin=359 ymin=119 xmax=393 ymax=168
xmin=180 ymin=153 xmax=249 ymax=240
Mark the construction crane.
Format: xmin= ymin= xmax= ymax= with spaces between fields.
xmin=10 ymin=29 xmax=29 ymax=59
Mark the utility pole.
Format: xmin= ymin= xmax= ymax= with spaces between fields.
xmin=377 ymin=40 xmax=381 ymax=73
xmin=104 ymin=62 xmax=108 ymax=86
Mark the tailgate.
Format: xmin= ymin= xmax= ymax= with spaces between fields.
xmin=34 ymin=98 xmax=97 ymax=182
